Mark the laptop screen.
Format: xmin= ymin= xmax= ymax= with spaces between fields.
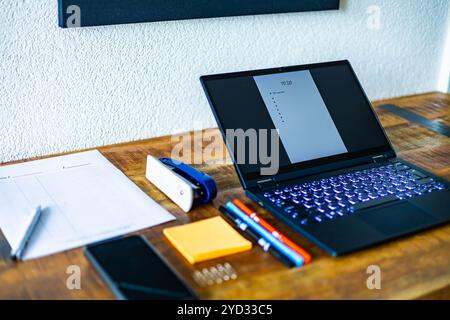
xmin=201 ymin=61 xmax=392 ymax=182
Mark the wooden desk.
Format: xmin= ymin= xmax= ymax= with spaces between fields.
xmin=0 ymin=92 xmax=449 ymax=300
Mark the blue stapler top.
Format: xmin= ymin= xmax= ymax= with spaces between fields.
xmin=159 ymin=158 xmax=217 ymax=204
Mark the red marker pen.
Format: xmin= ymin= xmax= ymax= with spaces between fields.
xmin=233 ymin=199 xmax=311 ymax=264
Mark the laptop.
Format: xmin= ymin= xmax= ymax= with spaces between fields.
xmin=200 ymin=60 xmax=450 ymax=256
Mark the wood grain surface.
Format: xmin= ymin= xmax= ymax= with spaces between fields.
xmin=0 ymin=92 xmax=449 ymax=300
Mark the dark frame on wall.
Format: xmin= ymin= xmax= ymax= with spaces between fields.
xmin=58 ymin=0 xmax=340 ymax=28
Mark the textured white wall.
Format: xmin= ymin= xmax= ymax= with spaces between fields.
xmin=1 ymin=0 xmax=449 ymax=162
xmin=438 ymin=3 xmax=450 ymax=93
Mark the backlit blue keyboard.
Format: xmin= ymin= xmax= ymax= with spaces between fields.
xmin=263 ymin=162 xmax=447 ymax=226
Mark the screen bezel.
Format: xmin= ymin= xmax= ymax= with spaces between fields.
xmin=200 ymin=60 xmax=395 ymax=189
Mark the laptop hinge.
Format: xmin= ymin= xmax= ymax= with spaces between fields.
xmin=256 ymin=178 xmax=277 ymax=190
xmin=372 ymin=154 xmax=388 ymax=163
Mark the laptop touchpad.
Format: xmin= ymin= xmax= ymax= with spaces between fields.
xmin=358 ymin=202 xmax=438 ymax=236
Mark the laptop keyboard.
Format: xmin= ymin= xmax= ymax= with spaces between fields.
xmin=262 ymin=162 xmax=447 ymax=226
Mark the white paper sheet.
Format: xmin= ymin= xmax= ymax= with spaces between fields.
xmin=0 ymin=150 xmax=175 ymax=260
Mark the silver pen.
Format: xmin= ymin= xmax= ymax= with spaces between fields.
xmin=11 ymin=206 xmax=43 ymax=261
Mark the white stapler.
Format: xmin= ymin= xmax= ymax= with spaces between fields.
xmin=145 ymin=156 xmax=218 ymax=212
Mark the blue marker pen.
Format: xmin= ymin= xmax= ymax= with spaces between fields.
xmin=225 ymin=202 xmax=304 ymax=267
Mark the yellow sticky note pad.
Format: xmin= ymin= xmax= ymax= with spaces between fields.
xmin=163 ymin=216 xmax=252 ymax=264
